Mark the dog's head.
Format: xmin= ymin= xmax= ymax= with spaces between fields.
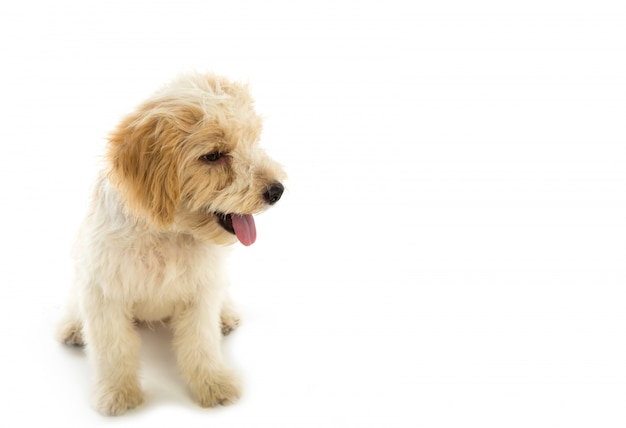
xmin=107 ymin=73 xmax=286 ymax=246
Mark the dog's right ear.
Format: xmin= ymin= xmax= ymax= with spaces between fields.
xmin=107 ymin=104 xmax=191 ymax=227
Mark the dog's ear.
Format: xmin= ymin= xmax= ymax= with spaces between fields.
xmin=107 ymin=104 xmax=194 ymax=227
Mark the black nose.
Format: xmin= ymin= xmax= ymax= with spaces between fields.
xmin=264 ymin=183 xmax=284 ymax=205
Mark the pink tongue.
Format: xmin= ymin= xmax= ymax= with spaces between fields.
xmin=231 ymin=214 xmax=257 ymax=246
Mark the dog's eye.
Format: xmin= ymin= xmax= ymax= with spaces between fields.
xmin=200 ymin=152 xmax=223 ymax=163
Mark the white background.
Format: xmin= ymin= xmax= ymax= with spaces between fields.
xmin=0 ymin=1 xmax=625 ymax=427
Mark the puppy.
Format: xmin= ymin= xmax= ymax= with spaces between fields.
xmin=56 ymin=72 xmax=286 ymax=415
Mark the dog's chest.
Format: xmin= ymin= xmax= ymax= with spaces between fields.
xmin=105 ymin=233 xmax=224 ymax=305
xmin=125 ymin=234 xmax=205 ymax=281
xmin=133 ymin=236 xmax=189 ymax=276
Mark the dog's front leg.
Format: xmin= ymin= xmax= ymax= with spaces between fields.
xmin=171 ymin=299 xmax=241 ymax=407
xmin=82 ymin=293 xmax=143 ymax=416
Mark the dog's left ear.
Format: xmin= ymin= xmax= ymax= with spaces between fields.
xmin=107 ymin=105 xmax=189 ymax=227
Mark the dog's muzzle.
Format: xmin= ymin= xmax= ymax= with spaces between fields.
xmin=214 ymin=182 xmax=283 ymax=246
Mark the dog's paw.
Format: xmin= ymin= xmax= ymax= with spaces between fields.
xmin=220 ymin=314 xmax=241 ymax=336
xmin=96 ymin=383 xmax=144 ymax=416
xmin=192 ymin=369 xmax=242 ymax=407
xmin=56 ymin=319 xmax=85 ymax=347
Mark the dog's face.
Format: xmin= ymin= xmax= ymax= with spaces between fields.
xmin=107 ymin=74 xmax=286 ymax=246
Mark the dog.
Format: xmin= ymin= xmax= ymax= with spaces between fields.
xmin=56 ymin=72 xmax=286 ymax=415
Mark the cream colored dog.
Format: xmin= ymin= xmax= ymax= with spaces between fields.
xmin=56 ymin=72 xmax=286 ymax=415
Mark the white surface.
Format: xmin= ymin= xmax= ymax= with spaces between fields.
xmin=0 ymin=1 xmax=625 ymax=426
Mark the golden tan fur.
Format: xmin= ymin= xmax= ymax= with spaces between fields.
xmin=57 ymin=72 xmax=285 ymax=415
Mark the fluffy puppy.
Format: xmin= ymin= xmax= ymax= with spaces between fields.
xmin=56 ymin=72 xmax=286 ymax=415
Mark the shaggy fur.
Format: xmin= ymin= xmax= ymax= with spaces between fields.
xmin=56 ymin=72 xmax=286 ymax=415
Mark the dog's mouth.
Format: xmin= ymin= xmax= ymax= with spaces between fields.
xmin=216 ymin=212 xmax=257 ymax=246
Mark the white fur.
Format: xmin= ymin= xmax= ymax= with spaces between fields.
xmin=58 ymin=175 xmax=238 ymax=415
